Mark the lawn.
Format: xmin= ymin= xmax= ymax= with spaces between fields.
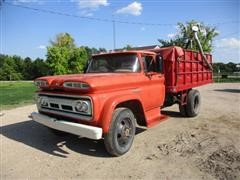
xmin=213 ymin=77 xmax=240 ymax=83
xmin=0 ymin=81 xmax=37 ymax=110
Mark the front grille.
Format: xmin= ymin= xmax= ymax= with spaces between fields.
xmin=61 ymin=105 xmax=73 ymax=111
xmin=37 ymin=93 xmax=92 ymax=121
xmin=50 ymin=103 xmax=59 ymax=109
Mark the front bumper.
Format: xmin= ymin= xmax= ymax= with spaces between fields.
xmin=30 ymin=112 xmax=102 ymax=140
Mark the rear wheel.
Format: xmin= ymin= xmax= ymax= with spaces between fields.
xmin=179 ymin=104 xmax=187 ymax=116
xmin=104 ymin=108 xmax=136 ymax=156
xmin=179 ymin=89 xmax=201 ymax=117
xmin=186 ymin=89 xmax=201 ymax=117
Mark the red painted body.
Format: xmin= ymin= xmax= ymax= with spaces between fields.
xmin=151 ymin=46 xmax=212 ymax=93
xmin=35 ymin=46 xmax=212 ymax=134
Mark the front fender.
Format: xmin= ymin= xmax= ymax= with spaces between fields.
xmin=100 ymin=93 xmax=142 ymax=134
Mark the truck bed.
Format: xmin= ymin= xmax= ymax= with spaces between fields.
xmin=152 ymin=46 xmax=213 ymax=93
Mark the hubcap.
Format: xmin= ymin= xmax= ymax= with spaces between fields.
xmin=116 ymin=118 xmax=133 ymax=147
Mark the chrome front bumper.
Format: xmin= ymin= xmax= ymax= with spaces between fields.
xmin=30 ymin=112 xmax=102 ymax=140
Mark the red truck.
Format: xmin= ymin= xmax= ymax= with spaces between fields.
xmin=30 ymin=46 xmax=212 ymax=156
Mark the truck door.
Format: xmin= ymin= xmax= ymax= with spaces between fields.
xmin=141 ymin=55 xmax=165 ymax=110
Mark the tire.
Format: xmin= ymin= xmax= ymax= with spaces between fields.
xmin=104 ymin=108 xmax=136 ymax=156
xmin=179 ymin=104 xmax=187 ymax=116
xmin=185 ymin=89 xmax=201 ymax=117
xmin=48 ymin=128 xmax=68 ymax=137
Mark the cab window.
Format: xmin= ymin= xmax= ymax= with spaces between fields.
xmin=142 ymin=56 xmax=155 ymax=72
xmin=142 ymin=55 xmax=163 ymax=73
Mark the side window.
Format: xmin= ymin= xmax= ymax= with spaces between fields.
xmin=156 ymin=55 xmax=163 ymax=73
xmin=142 ymin=56 xmax=155 ymax=72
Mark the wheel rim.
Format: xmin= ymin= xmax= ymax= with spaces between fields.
xmin=116 ymin=117 xmax=134 ymax=148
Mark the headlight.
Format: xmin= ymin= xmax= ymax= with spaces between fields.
xmin=63 ymin=82 xmax=90 ymax=90
xmin=34 ymin=80 xmax=49 ymax=88
xmin=74 ymin=100 xmax=91 ymax=114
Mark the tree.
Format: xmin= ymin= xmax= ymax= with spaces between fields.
xmin=50 ymin=32 xmax=75 ymax=49
xmin=68 ymin=47 xmax=88 ymax=74
xmin=22 ymin=57 xmax=34 ymax=79
xmin=158 ymin=20 xmax=219 ymax=53
xmin=82 ymin=46 xmax=107 ymax=60
xmin=32 ymin=58 xmax=49 ymax=79
xmin=0 ymin=56 xmax=23 ymax=80
xmin=46 ymin=33 xmax=90 ymax=75
xmin=46 ymin=46 xmax=70 ymax=75
xmin=123 ymin=44 xmax=132 ymax=50
xmin=46 ymin=33 xmax=76 ymax=75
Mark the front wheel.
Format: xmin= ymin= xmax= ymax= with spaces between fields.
xmin=104 ymin=108 xmax=136 ymax=156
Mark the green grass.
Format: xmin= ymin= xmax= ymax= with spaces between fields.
xmin=213 ymin=77 xmax=240 ymax=83
xmin=0 ymin=81 xmax=37 ymax=110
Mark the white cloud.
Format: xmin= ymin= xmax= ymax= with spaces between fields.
xmin=72 ymin=0 xmax=108 ymax=17
xmin=13 ymin=0 xmax=41 ymax=4
xmin=167 ymin=33 xmax=176 ymax=38
xmin=38 ymin=45 xmax=46 ymax=50
xmin=80 ymin=10 xmax=93 ymax=17
xmin=213 ymin=38 xmax=240 ymax=63
xmin=116 ymin=1 xmax=143 ymax=16
xmin=215 ymin=38 xmax=240 ymax=49
xmin=72 ymin=0 xmax=109 ymax=9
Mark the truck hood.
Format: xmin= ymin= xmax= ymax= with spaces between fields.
xmin=37 ymin=73 xmax=143 ymax=93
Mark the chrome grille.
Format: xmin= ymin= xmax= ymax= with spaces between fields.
xmin=37 ymin=93 xmax=92 ymax=121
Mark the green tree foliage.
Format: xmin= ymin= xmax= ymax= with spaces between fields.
xmin=158 ymin=20 xmax=218 ymax=53
xmin=82 ymin=46 xmax=107 ymax=59
xmin=50 ymin=32 xmax=75 ymax=49
xmin=0 ymin=55 xmax=23 ymax=80
xmin=46 ymin=46 xmax=70 ymax=75
xmin=32 ymin=58 xmax=49 ymax=79
xmin=46 ymin=33 xmax=75 ymax=75
xmin=68 ymin=47 xmax=88 ymax=73
xmin=46 ymin=33 xmax=100 ymax=75
xmin=213 ymin=62 xmax=239 ymax=73
xmin=123 ymin=44 xmax=133 ymax=50
xmin=0 ymin=54 xmax=47 ymax=80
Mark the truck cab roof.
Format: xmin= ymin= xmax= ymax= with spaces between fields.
xmin=92 ymin=50 xmax=156 ymax=57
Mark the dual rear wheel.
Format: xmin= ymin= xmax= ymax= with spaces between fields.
xmin=179 ymin=89 xmax=201 ymax=117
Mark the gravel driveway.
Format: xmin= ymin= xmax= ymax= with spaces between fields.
xmin=1 ymin=83 xmax=240 ymax=180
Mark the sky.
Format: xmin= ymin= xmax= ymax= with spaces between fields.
xmin=0 ymin=0 xmax=239 ymax=63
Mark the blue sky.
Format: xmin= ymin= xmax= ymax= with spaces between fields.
xmin=1 ymin=0 xmax=239 ymax=63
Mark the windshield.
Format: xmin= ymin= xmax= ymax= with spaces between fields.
xmin=86 ymin=54 xmax=141 ymax=73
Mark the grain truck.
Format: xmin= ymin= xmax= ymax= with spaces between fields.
xmin=30 ymin=27 xmax=213 ymax=156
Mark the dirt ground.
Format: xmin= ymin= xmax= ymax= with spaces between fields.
xmin=1 ymin=83 xmax=240 ymax=180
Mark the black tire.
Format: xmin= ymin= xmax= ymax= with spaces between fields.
xmin=179 ymin=104 xmax=187 ymax=116
xmin=48 ymin=128 xmax=68 ymax=137
xmin=104 ymin=108 xmax=136 ymax=156
xmin=186 ymin=89 xmax=201 ymax=117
